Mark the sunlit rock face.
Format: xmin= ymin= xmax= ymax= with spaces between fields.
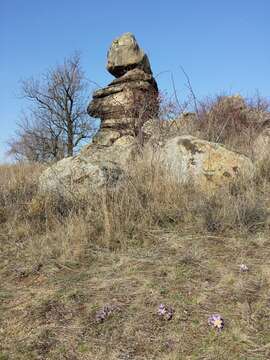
xmin=88 ymin=33 xmax=159 ymax=146
xmin=144 ymin=135 xmax=254 ymax=191
xmin=106 ymin=32 xmax=152 ymax=77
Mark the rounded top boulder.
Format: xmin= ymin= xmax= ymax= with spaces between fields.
xmin=106 ymin=32 xmax=152 ymax=78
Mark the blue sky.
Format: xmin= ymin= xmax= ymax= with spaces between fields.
xmin=1 ymin=0 xmax=269 ymax=162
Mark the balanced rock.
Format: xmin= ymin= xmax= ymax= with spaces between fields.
xmin=40 ymin=36 xmax=255 ymax=198
xmin=107 ymin=32 xmax=152 ymax=77
xmin=88 ymin=33 xmax=159 ymax=146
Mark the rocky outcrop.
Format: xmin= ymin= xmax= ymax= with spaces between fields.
xmin=39 ymin=140 xmax=137 ymax=195
xmin=39 ymin=36 xmax=256 ymax=197
xmin=210 ymin=94 xmax=246 ymax=114
xmin=146 ymin=135 xmax=254 ymax=191
xmin=88 ymin=33 xmax=159 ymax=146
xmin=39 ymin=134 xmax=254 ymax=195
xmin=40 ymin=33 xmax=158 ymax=194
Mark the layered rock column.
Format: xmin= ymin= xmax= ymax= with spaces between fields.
xmin=88 ymin=33 xmax=159 ymax=145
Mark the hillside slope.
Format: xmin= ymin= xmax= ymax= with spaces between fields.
xmin=0 ymin=159 xmax=270 ymax=359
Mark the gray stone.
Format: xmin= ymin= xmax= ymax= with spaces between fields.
xmin=39 ymin=141 xmax=137 ymax=195
xmin=145 ymin=135 xmax=254 ymax=191
xmin=107 ymin=33 xmax=152 ymax=77
xmin=88 ymin=69 xmax=158 ymax=145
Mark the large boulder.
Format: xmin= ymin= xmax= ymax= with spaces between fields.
xmin=40 ymin=36 xmax=255 ymax=198
xmin=107 ymin=32 xmax=152 ymax=77
xmin=210 ymin=95 xmax=246 ymax=114
xmin=146 ymin=135 xmax=254 ymax=190
xmin=39 ymin=135 xmax=254 ymax=196
xmin=39 ymin=140 xmax=137 ymax=195
xmin=40 ymin=32 xmax=159 ymax=194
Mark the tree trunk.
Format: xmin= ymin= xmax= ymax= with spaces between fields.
xmin=67 ymin=118 xmax=73 ymax=156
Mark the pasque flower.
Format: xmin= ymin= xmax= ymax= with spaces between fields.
xmin=95 ymin=304 xmax=119 ymax=323
xmin=158 ymin=304 xmax=174 ymax=320
xmin=208 ymin=314 xmax=224 ymax=330
xmin=240 ymin=263 xmax=249 ymax=272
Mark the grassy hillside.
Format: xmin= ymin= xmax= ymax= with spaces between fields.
xmin=0 ymin=148 xmax=270 ymax=359
xmin=1 ymin=92 xmax=270 ymax=360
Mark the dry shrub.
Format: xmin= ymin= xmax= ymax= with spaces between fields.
xmin=0 ymin=163 xmax=43 ymax=202
xmin=196 ymin=94 xmax=270 ymax=155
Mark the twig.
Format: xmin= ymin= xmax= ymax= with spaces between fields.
xmin=179 ymin=66 xmax=199 ymax=119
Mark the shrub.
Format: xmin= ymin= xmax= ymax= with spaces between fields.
xmin=196 ymin=94 xmax=270 ymax=155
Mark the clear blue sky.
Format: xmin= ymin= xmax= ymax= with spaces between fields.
xmin=1 ymin=0 xmax=269 ymax=162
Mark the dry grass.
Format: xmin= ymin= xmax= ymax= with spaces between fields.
xmin=1 ymin=150 xmax=270 ymax=359
xmin=152 ymin=94 xmax=270 ymax=159
xmin=195 ymin=94 xmax=270 ymax=157
xmin=1 ymin=94 xmax=270 ymax=358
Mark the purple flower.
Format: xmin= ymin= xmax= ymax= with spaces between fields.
xmin=158 ymin=304 xmax=174 ymax=321
xmin=208 ymin=314 xmax=224 ymax=330
xmin=95 ymin=304 xmax=119 ymax=323
xmin=240 ymin=264 xmax=249 ymax=272
xmin=158 ymin=304 xmax=166 ymax=316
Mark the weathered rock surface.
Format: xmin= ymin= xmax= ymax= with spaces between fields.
xmin=39 ymin=134 xmax=254 ymax=195
xmin=39 ymin=141 xmax=137 ymax=195
xmin=107 ymin=32 xmax=152 ymax=77
xmin=88 ymin=34 xmax=159 ymax=146
xmin=146 ymin=135 xmax=254 ymax=190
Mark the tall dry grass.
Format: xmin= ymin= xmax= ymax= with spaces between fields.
xmin=1 ymin=155 xmax=269 ymax=270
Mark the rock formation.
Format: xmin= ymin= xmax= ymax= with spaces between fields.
xmin=39 ymin=36 xmax=255 ymax=196
xmin=39 ymin=139 xmax=136 ymax=195
xmin=107 ymin=32 xmax=152 ymax=77
xmin=145 ymin=135 xmax=254 ymax=191
xmin=88 ymin=33 xmax=159 ymax=146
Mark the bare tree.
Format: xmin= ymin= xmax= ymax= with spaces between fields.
xmin=8 ymin=53 xmax=93 ymax=161
xmin=7 ymin=115 xmax=65 ymax=162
